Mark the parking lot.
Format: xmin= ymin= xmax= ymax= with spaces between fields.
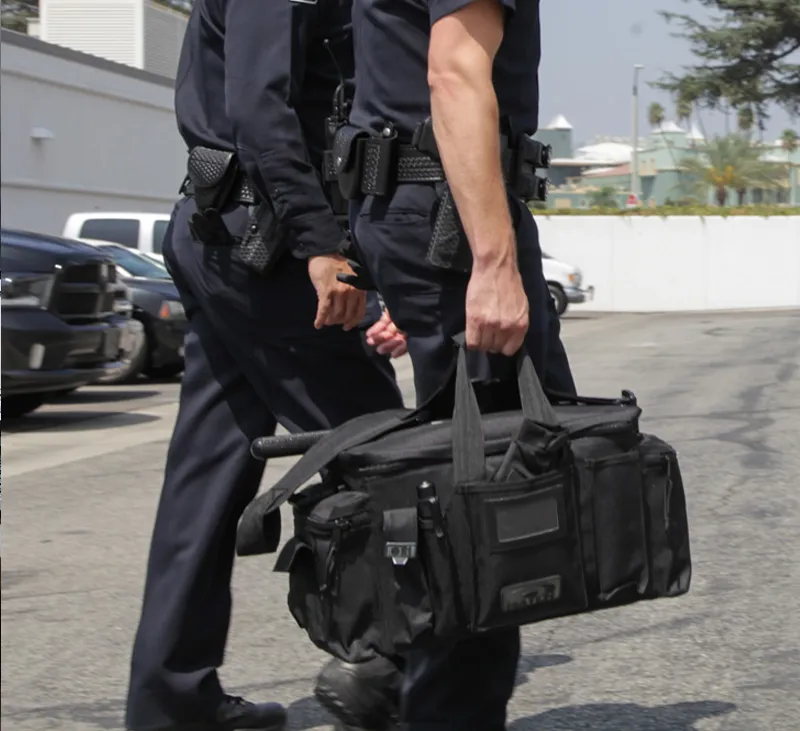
xmin=2 ymin=309 xmax=799 ymax=731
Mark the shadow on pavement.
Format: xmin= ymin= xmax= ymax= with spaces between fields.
xmin=516 ymin=653 xmax=572 ymax=687
xmin=509 ymin=700 xmax=737 ymax=730
xmin=2 ymin=410 xmax=162 ymax=434
xmin=49 ymin=388 xmax=161 ymax=404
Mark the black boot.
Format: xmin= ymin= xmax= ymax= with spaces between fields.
xmin=214 ymin=695 xmax=287 ymax=731
xmin=313 ymin=656 xmax=403 ymax=730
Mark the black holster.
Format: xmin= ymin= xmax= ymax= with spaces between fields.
xmin=184 ymin=146 xmax=284 ymax=276
xmin=186 ymin=147 xmax=241 ymax=247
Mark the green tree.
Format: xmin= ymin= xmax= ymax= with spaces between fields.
xmin=737 ymin=106 xmax=755 ymax=134
xmin=588 ymin=187 xmax=621 ymax=209
xmin=676 ymin=98 xmax=694 ymax=126
xmin=0 ymin=0 xmax=36 ymax=31
xmin=655 ymin=1 xmax=800 ymax=123
xmin=679 ymin=134 xmax=788 ymax=206
xmin=648 ymin=102 xmax=666 ymax=128
xmin=782 ymin=129 xmax=799 ymax=154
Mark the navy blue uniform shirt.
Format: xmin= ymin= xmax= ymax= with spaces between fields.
xmin=175 ymin=0 xmax=353 ymax=257
xmin=350 ymin=0 xmax=541 ymax=141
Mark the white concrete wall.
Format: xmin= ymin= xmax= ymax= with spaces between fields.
xmin=536 ymin=216 xmax=800 ymax=312
xmin=0 ymin=30 xmax=186 ymax=238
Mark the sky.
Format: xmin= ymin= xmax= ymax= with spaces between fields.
xmin=538 ymin=0 xmax=797 ymax=146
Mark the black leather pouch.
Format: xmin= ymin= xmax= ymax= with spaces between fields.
xmin=187 ymin=147 xmax=240 ymax=213
xmin=333 ymin=126 xmax=369 ymax=200
xmin=237 ymin=201 xmax=284 ymax=276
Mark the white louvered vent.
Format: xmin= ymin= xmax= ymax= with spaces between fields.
xmin=143 ymin=3 xmax=187 ymax=78
xmin=41 ymin=0 xmax=140 ymax=68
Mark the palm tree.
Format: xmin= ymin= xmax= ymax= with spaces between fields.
xmin=737 ymin=107 xmax=755 ymax=135
xmin=678 ymin=134 xmax=787 ymax=206
xmin=782 ymin=129 xmax=799 ymax=205
xmin=676 ymin=98 xmax=693 ymax=128
xmin=648 ymin=103 xmax=666 ymax=129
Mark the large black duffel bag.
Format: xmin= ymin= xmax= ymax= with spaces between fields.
xmin=236 ymin=342 xmax=692 ymax=663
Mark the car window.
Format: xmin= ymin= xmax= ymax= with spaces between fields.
xmin=79 ymin=219 xmax=140 ymax=248
xmin=152 ymin=220 xmax=169 ymax=254
xmin=98 ymin=245 xmax=171 ymax=279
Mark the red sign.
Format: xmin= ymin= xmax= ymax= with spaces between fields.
xmin=626 ymin=194 xmax=639 ymax=207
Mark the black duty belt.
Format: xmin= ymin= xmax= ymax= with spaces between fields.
xmin=180 ymin=173 xmax=256 ymax=206
xmin=326 ymin=119 xmax=550 ymax=203
xmin=324 ymin=139 xmax=445 ymax=194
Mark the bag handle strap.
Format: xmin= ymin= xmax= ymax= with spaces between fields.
xmin=236 ymin=351 xmax=462 ymax=557
xmin=451 ymin=335 xmax=560 ymax=487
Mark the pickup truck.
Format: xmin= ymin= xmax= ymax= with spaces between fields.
xmin=1 ymin=229 xmax=139 ymax=417
xmin=62 ymin=212 xmax=171 ymax=262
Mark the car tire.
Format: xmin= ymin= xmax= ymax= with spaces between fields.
xmin=548 ymin=284 xmax=568 ymax=316
xmin=3 ymin=394 xmax=47 ymax=418
xmin=97 ymin=324 xmax=148 ymax=385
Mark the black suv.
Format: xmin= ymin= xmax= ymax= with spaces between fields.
xmin=1 ymin=229 xmax=135 ymax=417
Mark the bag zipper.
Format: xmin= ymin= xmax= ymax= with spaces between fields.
xmin=305 ymin=512 xmax=373 ymax=594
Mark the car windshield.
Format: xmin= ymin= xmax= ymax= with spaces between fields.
xmin=99 ymin=245 xmax=170 ymax=279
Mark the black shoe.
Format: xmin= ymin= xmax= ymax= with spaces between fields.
xmin=214 ymin=695 xmax=287 ymax=731
xmin=313 ymin=657 xmax=402 ymax=731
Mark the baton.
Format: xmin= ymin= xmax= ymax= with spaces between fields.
xmin=250 ymin=431 xmax=329 ymax=460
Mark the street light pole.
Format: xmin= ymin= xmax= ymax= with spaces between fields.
xmin=632 ymin=64 xmax=644 ymax=203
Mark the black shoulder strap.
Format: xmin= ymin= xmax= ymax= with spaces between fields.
xmin=236 ymin=408 xmax=418 ymax=556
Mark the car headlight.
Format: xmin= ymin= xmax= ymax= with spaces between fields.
xmin=158 ymin=300 xmax=185 ymax=320
xmin=567 ymin=270 xmax=583 ymax=287
xmin=0 ymin=273 xmax=55 ymax=308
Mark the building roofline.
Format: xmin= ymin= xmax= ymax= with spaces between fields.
xmin=0 ymin=27 xmax=174 ymax=88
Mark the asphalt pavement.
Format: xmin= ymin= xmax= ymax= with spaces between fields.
xmin=2 ymin=309 xmax=799 ymax=731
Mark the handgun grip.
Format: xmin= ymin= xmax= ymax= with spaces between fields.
xmin=426 ymin=184 xmax=472 ymax=274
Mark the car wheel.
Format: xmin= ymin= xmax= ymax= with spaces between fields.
xmin=97 ymin=325 xmax=148 ymax=385
xmin=548 ymin=284 xmax=568 ymax=316
xmin=3 ymin=394 xmax=47 ymax=418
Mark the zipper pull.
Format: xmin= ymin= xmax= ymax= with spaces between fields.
xmin=323 ymin=522 xmax=346 ymax=595
xmin=663 ymin=456 xmax=673 ymax=528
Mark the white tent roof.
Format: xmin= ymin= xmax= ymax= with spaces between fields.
xmin=573 ymin=141 xmax=633 ymax=165
xmin=545 ymin=114 xmax=573 ymax=130
xmin=653 ymin=121 xmax=686 ymax=134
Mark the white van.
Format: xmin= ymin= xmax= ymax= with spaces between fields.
xmin=63 ymin=212 xmax=171 ymax=262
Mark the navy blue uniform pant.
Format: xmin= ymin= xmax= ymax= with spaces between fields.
xmin=125 ymin=197 xmax=404 ymax=731
xmin=351 ymin=184 xmax=577 ymax=731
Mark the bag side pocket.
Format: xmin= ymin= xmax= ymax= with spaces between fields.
xmin=381 ymin=508 xmax=434 ymax=651
xmin=639 ymin=435 xmax=692 ymax=598
xmin=576 ymin=445 xmax=650 ymax=603
xmin=417 ymin=512 xmax=465 ymax=642
xmin=287 ymin=490 xmax=384 ymax=663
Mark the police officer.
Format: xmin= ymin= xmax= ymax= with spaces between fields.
xmin=124 ymin=1 xmax=411 ymax=729
xmin=329 ymin=0 xmax=578 ymax=729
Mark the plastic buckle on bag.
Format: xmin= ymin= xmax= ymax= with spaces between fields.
xmin=385 ymin=542 xmax=417 ymax=567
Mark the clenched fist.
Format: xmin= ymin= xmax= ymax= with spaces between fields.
xmin=465 ymin=255 xmax=529 ymax=356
